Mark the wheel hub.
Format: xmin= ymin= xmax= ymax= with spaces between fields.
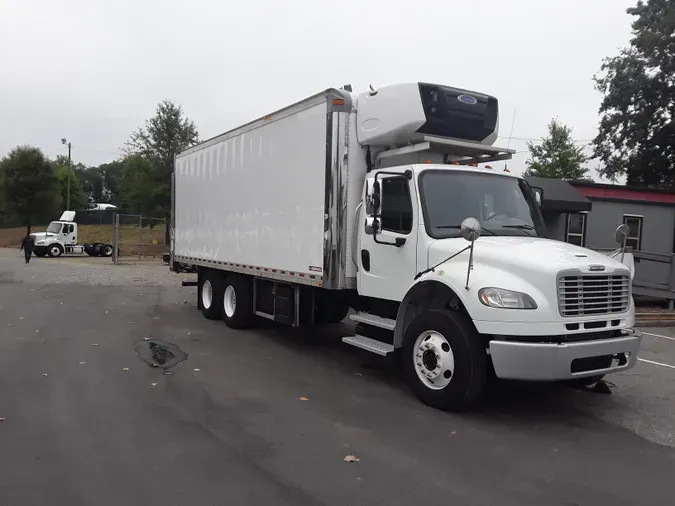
xmin=413 ymin=331 xmax=455 ymax=390
xmin=202 ymin=280 xmax=213 ymax=309
xmin=224 ymin=285 xmax=236 ymax=318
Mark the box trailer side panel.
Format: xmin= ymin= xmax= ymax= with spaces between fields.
xmin=174 ymin=96 xmax=331 ymax=282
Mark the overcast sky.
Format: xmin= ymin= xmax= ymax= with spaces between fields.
xmin=1 ymin=0 xmax=636 ymax=178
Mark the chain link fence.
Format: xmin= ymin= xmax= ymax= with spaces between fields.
xmin=112 ymin=214 xmax=167 ymax=265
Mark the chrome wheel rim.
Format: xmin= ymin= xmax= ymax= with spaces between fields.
xmin=202 ymin=280 xmax=213 ymax=309
xmin=413 ymin=331 xmax=455 ymax=390
xmin=224 ymin=285 xmax=236 ymax=318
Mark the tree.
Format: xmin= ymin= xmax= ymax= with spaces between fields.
xmin=52 ymin=155 xmax=88 ymax=210
xmin=593 ymin=0 xmax=675 ymax=185
xmin=119 ymin=155 xmax=168 ymax=216
xmin=0 ymin=146 xmax=61 ymax=232
xmin=124 ymin=99 xmax=199 ymax=214
xmin=78 ymin=161 xmax=124 ymax=204
xmin=524 ymin=119 xmax=589 ymax=180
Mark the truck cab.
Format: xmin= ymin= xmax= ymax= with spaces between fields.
xmin=32 ymin=211 xmax=79 ymax=257
xmin=32 ymin=211 xmax=115 ymax=258
xmin=350 ymin=150 xmax=638 ymax=410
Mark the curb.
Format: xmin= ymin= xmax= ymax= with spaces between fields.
xmin=635 ymin=319 xmax=675 ymax=328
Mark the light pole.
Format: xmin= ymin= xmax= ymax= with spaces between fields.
xmin=61 ymin=138 xmax=72 ymax=210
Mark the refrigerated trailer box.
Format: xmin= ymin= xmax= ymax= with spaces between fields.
xmin=173 ymin=89 xmax=360 ymax=290
xmin=172 ymin=83 xmax=641 ymax=411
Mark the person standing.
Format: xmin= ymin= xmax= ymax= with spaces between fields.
xmin=19 ymin=232 xmax=35 ymax=264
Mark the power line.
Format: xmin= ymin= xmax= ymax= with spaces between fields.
xmin=498 ymin=135 xmax=594 ymax=143
xmin=72 ymin=144 xmax=124 ymax=157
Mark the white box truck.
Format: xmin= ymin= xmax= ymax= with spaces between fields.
xmin=171 ymin=82 xmax=641 ymax=410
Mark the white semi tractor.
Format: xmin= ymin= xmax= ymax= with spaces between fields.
xmin=32 ymin=211 xmax=115 ymax=258
xmin=171 ymin=82 xmax=641 ymax=410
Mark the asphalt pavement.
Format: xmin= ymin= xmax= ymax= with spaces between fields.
xmin=0 ymin=254 xmax=674 ymax=505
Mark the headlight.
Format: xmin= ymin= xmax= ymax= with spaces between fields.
xmin=37 ymin=241 xmax=45 ymax=245
xmin=478 ymin=287 xmax=537 ymax=309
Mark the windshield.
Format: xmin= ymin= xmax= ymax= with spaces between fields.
xmin=46 ymin=222 xmax=62 ymax=234
xmin=418 ymin=170 xmax=546 ymax=239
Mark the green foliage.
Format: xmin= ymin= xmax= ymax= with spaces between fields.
xmin=124 ymin=99 xmax=199 ymax=217
xmin=119 ymin=154 xmax=168 ymax=216
xmin=524 ymin=119 xmax=589 ymax=180
xmin=0 ymin=146 xmax=61 ymax=229
xmin=593 ymin=0 xmax=675 ymax=185
xmin=52 ymin=155 xmax=88 ymax=210
xmin=78 ymin=161 xmax=124 ymax=205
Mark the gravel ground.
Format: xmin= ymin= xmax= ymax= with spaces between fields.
xmin=0 ymin=247 xmax=190 ymax=286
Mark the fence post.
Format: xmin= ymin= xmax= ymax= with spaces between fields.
xmin=113 ymin=213 xmax=119 ymax=266
xmin=668 ymin=254 xmax=675 ymax=310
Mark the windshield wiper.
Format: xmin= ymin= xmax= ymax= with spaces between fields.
xmin=501 ymin=224 xmax=536 ymax=236
xmin=435 ymin=225 xmax=497 ymax=236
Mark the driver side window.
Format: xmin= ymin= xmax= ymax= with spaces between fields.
xmin=380 ymin=177 xmax=413 ymax=234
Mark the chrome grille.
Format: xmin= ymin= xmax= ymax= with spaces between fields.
xmin=557 ymin=273 xmax=630 ymax=317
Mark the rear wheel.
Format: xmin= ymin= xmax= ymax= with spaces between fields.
xmin=222 ymin=275 xmax=255 ymax=329
xmin=199 ymin=272 xmax=224 ymax=320
xmin=101 ymin=244 xmax=114 ymax=257
xmin=403 ymin=309 xmax=487 ymax=412
xmin=48 ymin=244 xmax=64 ymax=258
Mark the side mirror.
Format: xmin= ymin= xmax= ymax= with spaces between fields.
xmin=461 ymin=217 xmax=481 ymax=242
xmin=365 ymin=180 xmax=381 ymax=215
xmin=615 ymin=224 xmax=629 ymax=245
xmin=365 ymin=217 xmax=379 ymax=236
xmin=531 ymin=186 xmax=543 ymax=206
xmin=372 ymin=181 xmax=381 ymax=214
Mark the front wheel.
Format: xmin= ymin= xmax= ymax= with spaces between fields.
xmin=101 ymin=244 xmax=114 ymax=257
xmin=403 ymin=309 xmax=487 ymax=412
xmin=48 ymin=244 xmax=64 ymax=258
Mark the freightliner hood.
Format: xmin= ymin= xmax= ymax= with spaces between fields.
xmin=31 ymin=232 xmax=56 ymax=242
xmin=428 ymin=236 xmax=630 ymax=277
xmin=426 ymin=237 xmax=633 ymax=326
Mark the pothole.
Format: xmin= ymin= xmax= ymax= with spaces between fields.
xmin=134 ymin=339 xmax=188 ymax=369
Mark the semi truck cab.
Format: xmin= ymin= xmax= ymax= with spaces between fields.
xmin=31 ymin=211 xmax=115 ymax=258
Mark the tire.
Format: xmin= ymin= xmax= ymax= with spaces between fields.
xmin=403 ymin=309 xmax=487 ymax=412
xmin=47 ymin=244 xmax=64 ymax=258
xmin=199 ymin=272 xmax=224 ymax=320
xmin=222 ymin=275 xmax=255 ymax=329
xmin=565 ymin=375 xmax=605 ymax=388
xmin=101 ymin=244 xmax=114 ymax=257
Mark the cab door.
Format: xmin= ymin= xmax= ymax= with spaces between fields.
xmin=357 ymin=168 xmax=418 ymax=301
xmin=60 ymin=223 xmax=76 ymax=245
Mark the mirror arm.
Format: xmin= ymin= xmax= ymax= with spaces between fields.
xmin=414 ymin=245 xmax=471 ymax=280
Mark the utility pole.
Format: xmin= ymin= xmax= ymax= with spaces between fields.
xmin=61 ymin=138 xmax=72 ymax=210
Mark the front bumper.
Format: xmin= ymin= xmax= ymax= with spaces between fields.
xmin=489 ymin=331 xmax=641 ymax=381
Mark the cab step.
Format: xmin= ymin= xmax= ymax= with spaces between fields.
xmin=342 ymin=335 xmax=395 ymax=356
xmin=349 ymin=312 xmax=396 ymax=331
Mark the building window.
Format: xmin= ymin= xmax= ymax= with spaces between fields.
xmin=380 ymin=177 xmax=413 ymax=234
xmin=622 ymin=215 xmax=643 ymax=250
xmin=566 ymin=212 xmax=587 ymax=247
